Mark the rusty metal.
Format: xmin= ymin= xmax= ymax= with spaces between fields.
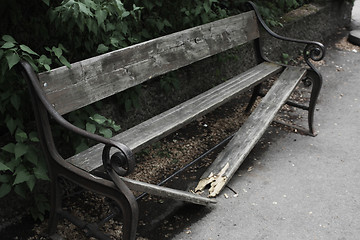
xmin=18 ymin=61 xmax=139 ymax=240
xmin=247 ymin=1 xmax=324 ymax=136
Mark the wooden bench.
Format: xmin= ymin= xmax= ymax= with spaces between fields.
xmin=18 ymin=2 xmax=324 ymax=240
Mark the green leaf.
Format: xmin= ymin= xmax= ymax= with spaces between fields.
xmin=38 ymin=55 xmax=52 ymax=65
xmin=10 ymin=94 xmax=21 ymax=111
xmin=96 ymin=44 xmax=109 ymax=54
xmin=95 ymin=9 xmax=107 ymax=26
xmin=15 ymin=143 xmax=28 ymax=159
xmin=5 ymin=51 xmax=20 ymax=70
xmin=203 ymin=2 xmax=211 ymax=13
xmin=6 ymin=158 xmax=20 ymax=172
xmin=42 ymin=0 xmax=50 ymax=6
xmin=86 ymin=122 xmax=96 ymax=133
xmin=26 ymin=175 xmax=36 ymax=192
xmin=90 ymin=114 xmax=107 ymax=124
xmin=52 ymin=46 xmax=62 ymax=58
xmin=15 ymin=129 xmax=28 ymax=143
xmin=78 ymin=2 xmax=93 ymax=16
xmin=163 ymin=19 xmax=172 ymax=27
xmin=0 ymin=49 xmax=4 ymax=59
xmin=2 ymin=143 xmax=15 ymax=153
xmin=58 ymin=55 xmax=71 ymax=68
xmin=33 ymin=163 xmax=49 ymax=181
xmin=58 ymin=43 xmax=69 ymax=53
xmin=2 ymin=35 xmax=17 ymax=43
xmin=25 ymin=149 xmax=38 ymax=165
xmin=121 ymin=11 xmax=130 ymax=18
xmin=99 ymin=128 xmax=112 ymax=138
xmin=44 ymin=64 xmax=51 ymax=71
xmin=0 ymin=184 xmax=11 ymax=198
xmin=109 ymin=121 xmax=121 ymax=131
xmin=20 ymin=45 xmax=39 ymax=56
xmin=13 ymin=167 xmax=31 ymax=185
xmin=1 ymin=42 xmax=16 ymax=49
xmin=29 ymin=132 xmax=40 ymax=142
xmin=6 ymin=117 xmax=17 ymax=135
xmin=0 ymin=162 xmax=10 ymax=171
xmin=22 ymin=54 xmax=39 ymax=72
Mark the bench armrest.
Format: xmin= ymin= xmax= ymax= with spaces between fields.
xmin=19 ymin=60 xmax=135 ymax=177
xmin=248 ymin=1 xmax=325 ymax=70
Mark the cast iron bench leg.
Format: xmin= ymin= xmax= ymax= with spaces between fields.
xmin=307 ymin=69 xmax=323 ymax=136
xmin=48 ymin=176 xmax=61 ymax=235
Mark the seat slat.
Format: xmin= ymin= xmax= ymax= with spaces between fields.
xmin=38 ymin=11 xmax=259 ymax=115
xmin=195 ymin=66 xmax=307 ymax=197
xmin=67 ymin=62 xmax=283 ymax=172
xmin=120 ymin=177 xmax=216 ymax=206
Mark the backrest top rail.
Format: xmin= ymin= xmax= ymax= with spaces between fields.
xmin=38 ymin=10 xmax=259 ymax=115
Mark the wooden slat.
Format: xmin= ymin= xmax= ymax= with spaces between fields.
xmin=67 ymin=62 xmax=283 ymax=172
xmin=120 ymin=177 xmax=216 ymax=206
xmin=38 ymin=11 xmax=259 ymax=115
xmin=195 ymin=66 xmax=307 ymax=197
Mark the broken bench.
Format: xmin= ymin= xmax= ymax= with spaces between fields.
xmin=18 ymin=2 xmax=324 ymax=240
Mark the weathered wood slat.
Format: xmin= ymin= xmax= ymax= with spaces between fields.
xmin=38 ymin=11 xmax=259 ymax=115
xmin=195 ymin=67 xmax=307 ymax=197
xmin=120 ymin=177 xmax=216 ymax=206
xmin=67 ymin=62 xmax=283 ymax=172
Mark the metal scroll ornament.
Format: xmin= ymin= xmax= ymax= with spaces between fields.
xmin=102 ymin=142 xmax=136 ymax=177
xmin=304 ymin=43 xmax=325 ymax=66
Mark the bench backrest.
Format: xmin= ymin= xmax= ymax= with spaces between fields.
xmin=38 ymin=11 xmax=259 ymax=115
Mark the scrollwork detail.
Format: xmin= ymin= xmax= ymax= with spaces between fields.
xmin=304 ymin=43 xmax=325 ymax=62
xmin=102 ymin=142 xmax=136 ymax=177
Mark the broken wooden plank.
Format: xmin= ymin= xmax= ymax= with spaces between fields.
xmin=195 ymin=66 xmax=307 ymax=197
xmin=38 ymin=11 xmax=259 ymax=115
xmin=67 ymin=62 xmax=282 ymax=172
xmin=120 ymin=177 xmax=216 ymax=206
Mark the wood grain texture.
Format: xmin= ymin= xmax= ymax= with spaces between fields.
xmin=38 ymin=11 xmax=259 ymax=115
xmin=67 ymin=62 xmax=283 ymax=172
xmin=120 ymin=177 xmax=216 ymax=206
xmin=196 ymin=66 xmax=307 ymax=197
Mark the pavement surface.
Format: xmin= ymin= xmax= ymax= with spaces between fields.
xmin=171 ymin=2 xmax=360 ymax=240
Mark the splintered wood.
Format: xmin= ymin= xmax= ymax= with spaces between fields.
xmin=195 ymin=163 xmax=229 ymax=197
xmin=195 ymin=67 xmax=306 ymax=198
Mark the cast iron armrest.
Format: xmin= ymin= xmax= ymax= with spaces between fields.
xmin=19 ymin=60 xmax=135 ymax=178
xmin=248 ymin=1 xmax=325 ymax=70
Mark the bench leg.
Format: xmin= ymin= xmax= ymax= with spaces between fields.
xmin=110 ymin=188 xmax=139 ymax=240
xmin=48 ymin=175 xmax=61 ymax=235
xmin=246 ymin=83 xmax=262 ymax=112
xmin=45 ymin=161 xmax=138 ymax=240
xmin=307 ymin=70 xmax=323 ymax=136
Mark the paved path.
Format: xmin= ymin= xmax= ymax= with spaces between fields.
xmin=171 ymin=5 xmax=360 ymax=240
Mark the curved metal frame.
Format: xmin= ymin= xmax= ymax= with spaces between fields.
xmin=247 ymin=1 xmax=324 ymax=136
xmin=18 ymin=61 xmax=139 ymax=240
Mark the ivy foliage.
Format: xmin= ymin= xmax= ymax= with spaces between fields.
xmin=0 ymin=0 xmax=312 ymax=221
